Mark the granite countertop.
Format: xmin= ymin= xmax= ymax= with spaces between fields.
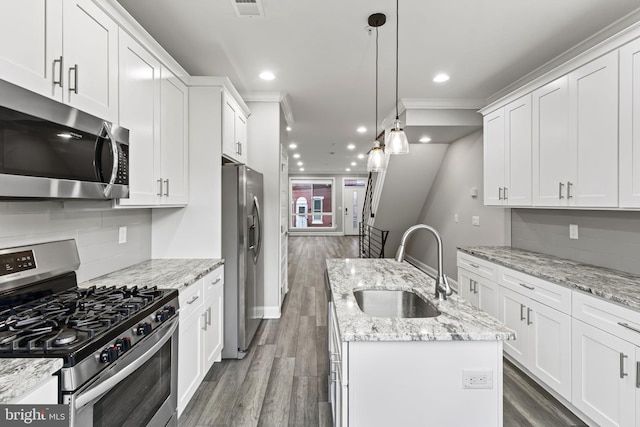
xmin=79 ymin=259 xmax=224 ymax=291
xmin=459 ymin=246 xmax=640 ymax=311
xmin=0 ymin=358 xmax=63 ymax=404
xmin=325 ymin=258 xmax=515 ymax=342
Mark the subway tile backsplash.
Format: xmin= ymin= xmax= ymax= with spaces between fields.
xmin=512 ymin=209 xmax=640 ymax=276
xmin=0 ymin=201 xmax=151 ymax=282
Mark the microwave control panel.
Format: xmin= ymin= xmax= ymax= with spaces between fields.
xmin=0 ymin=250 xmax=36 ymax=277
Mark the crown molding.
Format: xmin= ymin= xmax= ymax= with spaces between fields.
xmin=242 ymin=91 xmax=294 ymax=125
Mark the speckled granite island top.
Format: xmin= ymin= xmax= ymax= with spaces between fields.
xmin=459 ymin=246 xmax=640 ymax=311
xmin=0 ymin=358 xmax=63 ymax=403
xmin=326 ymin=258 xmax=515 ymax=342
xmin=79 ymin=259 xmax=224 ymax=291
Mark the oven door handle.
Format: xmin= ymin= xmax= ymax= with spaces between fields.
xmin=74 ymin=317 xmax=178 ymax=410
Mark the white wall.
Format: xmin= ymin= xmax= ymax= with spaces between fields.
xmin=0 ymin=201 xmax=151 ymax=283
xmin=246 ymin=101 xmax=282 ymax=316
xmin=405 ymin=130 xmax=511 ymax=281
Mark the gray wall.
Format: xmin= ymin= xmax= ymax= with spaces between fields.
xmin=512 ymin=209 xmax=640 ymax=275
xmin=0 ymin=201 xmax=151 ymax=283
xmin=405 ymin=130 xmax=511 ymax=281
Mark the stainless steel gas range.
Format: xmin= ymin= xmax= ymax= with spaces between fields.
xmin=0 ymin=240 xmax=179 ymax=427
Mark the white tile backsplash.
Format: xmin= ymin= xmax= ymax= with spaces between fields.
xmin=0 ymin=201 xmax=152 ymax=282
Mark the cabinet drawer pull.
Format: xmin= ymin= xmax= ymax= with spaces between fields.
xmin=559 ymin=182 xmax=565 ymax=199
xmin=473 ymin=280 xmax=478 ymax=295
xmin=469 ymin=263 xmax=480 ymax=269
xmin=211 ymin=277 xmax=222 ymax=286
xmin=519 ymin=283 xmax=535 ymax=291
xmin=69 ymin=64 xmax=79 ymax=94
xmin=469 ymin=279 xmax=474 ymax=292
xmin=567 ymin=181 xmax=573 ymax=199
xmin=526 ymin=308 xmax=533 ymax=325
xmin=621 ymin=353 xmax=628 ymax=379
xmin=504 ymin=187 xmax=508 ymax=200
xmin=617 ymin=322 xmax=640 ymax=334
xmin=53 ymin=56 xmax=63 ymax=87
xmin=157 ymin=179 xmax=163 ymax=196
xmin=186 ymin=295 xmax=199 ymax=305
xmin=520 ymin=304 xmax=526 ymax=321
xmin=164 ymin=179 xmax=169 ymax=197
xmin=498 ymin=187 xmax=503 ymax=200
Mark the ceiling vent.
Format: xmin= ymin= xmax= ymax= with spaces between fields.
xmin=231 ymin=0 xmax=264 ymax=18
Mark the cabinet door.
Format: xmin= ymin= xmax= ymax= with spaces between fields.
xmin=527 ymin=299 xmax=572 ymax=400
xmin=483 ymin=108 xmax=505 ymax=206
xmin=505 ymin=94 xmax=532 ymax=206
xmin=178 ymin=308 xmax=204 ymax=417
xmin=532 ymin=76 xmax=570 ymax=206
xmin=569 ymin=52 xmax=619 ymax=207
xmin=499 ymin=286 xmax=528 ymax=365
xmin=572 ymin=319 xmax=635 ymax=427
xmin=457 ymin=269 xmax=479 ymax=308
xmin=62 ymin=0 xmax=118 ymax=122
xmin=620 ymin=38 xmax=640 ymax=207
xmin=235 ymin=112 xmax=248 ymax=163
xmin=160 ymin=67 xmax=188 ymax=205
xmin=0 ymin=0 xmax=63 ymax=100
xmin=117 ymin=30 xmax=161 ymax=206
xmin=222 ymin=96 xmax=238 ymax=160
xmin=477 ymin=277 xmax=499 ymax=319
xmin=203 ymin=270 xmax=224 ymax=373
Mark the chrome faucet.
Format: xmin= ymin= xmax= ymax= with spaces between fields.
xmin=395 ymin=224 xmax=453 ymax=300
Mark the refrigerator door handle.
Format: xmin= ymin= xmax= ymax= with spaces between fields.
xmin=253 ymin=195 xmax=262 ymax=263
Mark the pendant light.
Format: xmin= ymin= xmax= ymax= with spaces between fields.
xmin=385 ymin=0 xmax=409 ymax=154
xmin=367 ymin=13 xmax=386 ymax=172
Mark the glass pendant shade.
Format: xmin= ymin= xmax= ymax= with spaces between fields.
xmin=367 ymin=141 xmax=385 ymax=172
xmin=385 ymin=119 xmax=409 ymax=154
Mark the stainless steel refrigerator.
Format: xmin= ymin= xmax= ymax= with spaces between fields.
xmin=222 ymin=164 xmax=264 ymax=359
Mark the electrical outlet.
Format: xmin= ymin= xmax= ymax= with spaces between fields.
xmin=454 ymin=213 xmax=459 ymax=223
xmin=569 ymin=224 xmax=579 ymax=240
xmin=118 ymin=226 xmax=127 ymax=244
xmin=462 ymin=370 xmax=494 ymax=389
xmin=472 ymin=216 xmax=480 ymax=226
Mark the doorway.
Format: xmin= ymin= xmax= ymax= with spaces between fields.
xmin=343 ymin=178 xmax=366 ymax=236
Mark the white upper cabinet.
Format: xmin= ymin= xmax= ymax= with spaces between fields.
xmin=619 ymin=37 xmax=640 ymax=207
xmin=568 ymin=51 xmax=619 ymax=207
xmin=0 ymin=0 xmax=63 ymax=99
xmin=483 ymin=109 xmax=506 ymax=205
xmin=532 ymin=76 xmax=570 ymax=207
xmin=222 ymin=91 xmax=248 ymax=163
xmin=0 ymin=0 xmax=118 ymax=122
xmin=117 ymin=29 xmax=161 ymax=207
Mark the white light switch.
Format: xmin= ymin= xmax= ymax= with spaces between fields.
xmin=569 ymin=224 xmax=578 ymax=240
xmin=119 ymin=226 xmax=127 ymax=244
xmin=454 ymin=213 xmax=459 ymax=223
xmin=472 ymin=216 xmax=480 ymax=226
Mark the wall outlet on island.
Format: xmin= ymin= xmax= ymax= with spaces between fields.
xmin=569 ymin=224 xmax=579 ymax=240
xmin=462 ymin=370 xmax=493 ymax=389
xmin=118 ymin=226 xmax=127 ymax=244
xmin=472 ymin=216 xmax=480 ymax=226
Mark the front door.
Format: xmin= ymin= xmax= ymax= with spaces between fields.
xmin=343 ymin=178 xmax=366 ymax=236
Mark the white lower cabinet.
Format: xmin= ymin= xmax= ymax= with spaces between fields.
xmin=458 ymin=268 xmax=499 ymax=319
xmin=177 ymin=266 xmax=224 ymax=417
xmin=13 ymin=375 xmax=58 ymax=404
xmin=328 ymin=300 xmax=348 ymax=427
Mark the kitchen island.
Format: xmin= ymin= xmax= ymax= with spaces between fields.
xmin=325 ymin=258 xmax=515 ymax=427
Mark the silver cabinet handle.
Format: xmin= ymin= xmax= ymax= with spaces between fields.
xmin=211 ymin=277 xmax=222 ymax=286
xmin=519 ymin=283 xmax=535 ymax=291
xmin=469 ymin=279 xmax=474 ymax=293
xmin=618 ymin=322 xmax=640 ymax=334
xmin=498 ymin=187 xmax=503 ymax=200
xmin=559 ymin=182 xmax=565 ymax=199
xmin=202 ymin=311 xmax=208 ymax=331
xmin=636 ymin=362 xmax=640 ymax=388
xmin=473 ymin=280 xmax=478 ymax=295
xmin=526 ymin=308 xmax=533 ymax=325
xmin=504 ymin=187 xmax=508 ymax=200
xmin=621 ymin=353 xmax=629 ymax=378
xmin=207 ymin=307 xmax=212 ymax=326
xmin=236 ymin=142 xmax=242 ymax=156
xmin=567 ymin=181 xmax=573 ymax=199
xmin=469 ymin=263 xmax=479 ymax=269
xmin=520 ymin=304 xmax=526 ymax=321
xmin=157 ymin=179 xmax=163 ymax=196
xmin=164 ymin=179 xmax=169 ymax=197
xmin=69 ymin=64 xmax=78 ymax=94
xmin=53 ymin=56 xmax=63 ymax=87
xmin=186 ymin=295 xmax=199 ymax=304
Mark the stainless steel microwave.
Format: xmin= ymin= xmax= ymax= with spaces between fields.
xmin=0 ymin=79 xmax=129 ymax=199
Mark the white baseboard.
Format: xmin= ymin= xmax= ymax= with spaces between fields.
xmin=288 ymin=231 xmax=344 ymax=236
xmin=263 ymin=306 xmax=281 ymax=319
xmin=404 ymin=254 xmax=459 ymax=294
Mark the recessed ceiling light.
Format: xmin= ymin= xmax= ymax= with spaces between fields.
xmin=419 ymin=136 xmax=432 ymax=143
xmin=259 ymin=71 xmax=275 ymax=81
xmin=357 ymin=126 xmax=367 ymax=133
xmin=433 ymin=73 xmax=450 ymax=83
xmin=299 ymin=167 xmax=305 ymax=172
xmin=357 ymin=153 xmax=365 ymax=159
xmin=351 ymin=162 xmax=356 ymax=166
xmin=289 ymin=143 xmax=297 ymax=149
xmin=347 ymin=143 xmax=356 ymax=150
xmin=297 ymin=161 xmax=303 ymax=166
xmin=293 ymin=153 xmax=300 ymax=159
xmin=286 ymin=126 xmax=292 ymax=132
xmin=346 ymin=168 xmax=351 ymax=172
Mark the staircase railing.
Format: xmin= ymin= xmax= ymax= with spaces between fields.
xmin=359 ymin=222 xmax=389 ymax=258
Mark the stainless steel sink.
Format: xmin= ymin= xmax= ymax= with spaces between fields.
xmin=353 ymin=289 xmax=441 ymax=318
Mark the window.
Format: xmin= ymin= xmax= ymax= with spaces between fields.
xmin=290 ymin=178 xmax=334 ymax=228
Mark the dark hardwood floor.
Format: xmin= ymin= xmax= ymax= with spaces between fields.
xmin=179 ymin=236 xmax=586 ymax=427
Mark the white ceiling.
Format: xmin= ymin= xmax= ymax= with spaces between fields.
xmin=116 ymin=0 xmax=640 ymax=174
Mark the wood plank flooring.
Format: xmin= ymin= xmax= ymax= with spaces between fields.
xmin=179 ymin=236 xmax=586 ymax=427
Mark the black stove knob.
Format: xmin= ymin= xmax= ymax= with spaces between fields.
xmin=100 ymin=347 xmax=118 ymax=363
xmin=155 ymin=310 xmax=168 ymax=322
xmin=166 ymin=305 xmax=176 ymax=316
xmin=115 ymin=337 xmax=132 ymax=353
xmin=136 ymin=322 xmax=152 ymax=336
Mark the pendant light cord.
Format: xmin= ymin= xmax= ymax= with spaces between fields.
xmin=375 ymin=27 xmax=379 ymax=142
xmin=395 ymin=0 xmax=399 ymax=121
